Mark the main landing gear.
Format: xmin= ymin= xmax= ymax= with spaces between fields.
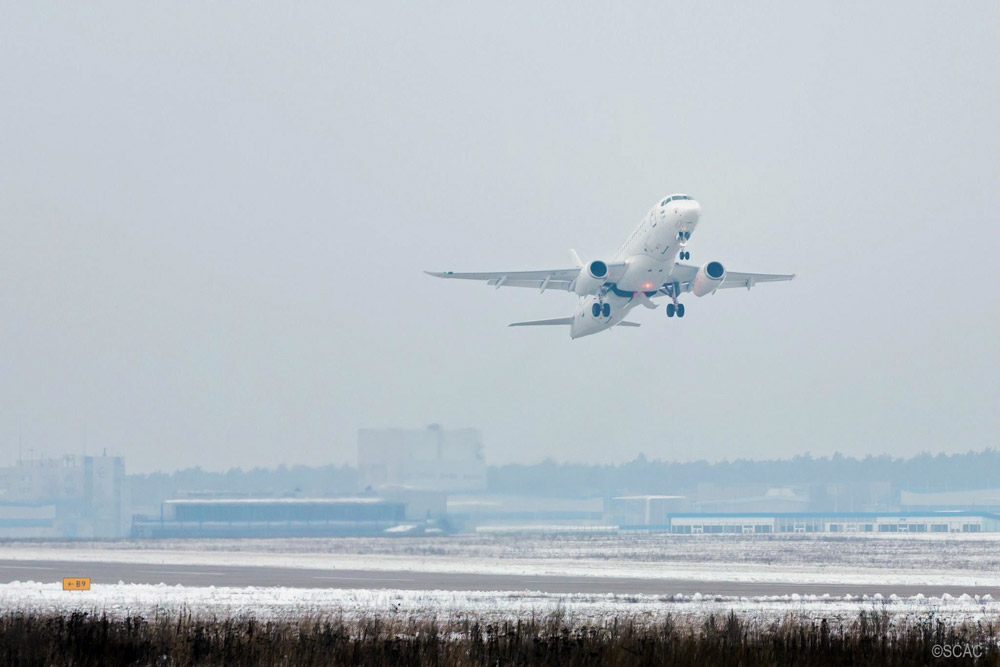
xmin=591 ymin=302 xmax=611 ymax=318
xmin=679 ymin=250 xmax=690 ymax=260
xmin=664 ymin=282 xmax=685 ymax=318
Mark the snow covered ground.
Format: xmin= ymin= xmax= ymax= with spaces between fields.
xmin=1 ymin=581 xmax=998 ymax=626
xmin=1 ymin=533 xmax=999 ymax=588
xmin=2 ymin=535 xmax=998 ymax=623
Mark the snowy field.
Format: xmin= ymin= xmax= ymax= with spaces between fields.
xmin=1 ymin=533 xmax=1000 ymax=588
xmin=2 ymin=534 xmax=999 ymax=623
xmin=2 ymin=581 xmax=999 ymax=626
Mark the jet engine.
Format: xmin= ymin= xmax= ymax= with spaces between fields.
xmin=691 ymin=261 xmax=726 ymax=296
xmin=573 ymin=260 xmax=609 ymax=295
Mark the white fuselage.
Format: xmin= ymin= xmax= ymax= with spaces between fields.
xmin=570 ymin=195 xmax=701 ymax=339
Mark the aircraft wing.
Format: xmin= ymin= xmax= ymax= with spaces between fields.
xmin=425 ymin=263 xmax=628 ymax=292
xmin=668 ymin=264 xmax=795 ymax=292
xmin=509 ymin=317 xmax=641 ymax=327
xmin=716 ymin=270 xmax=796 ymax=289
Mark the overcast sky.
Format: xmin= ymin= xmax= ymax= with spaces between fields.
xmin=1 ymin=3 xmax=997 ymax=473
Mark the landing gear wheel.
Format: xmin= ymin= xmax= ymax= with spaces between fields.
xmin=666 ymin=303 xmax=676 ymax=318
xmin=677 ymin=303 xmax=685 ymax=318
xmin=602 ymin=303 xmax=611 ymax=317
xmin=591 ymin=303 xmax=602 ymax=317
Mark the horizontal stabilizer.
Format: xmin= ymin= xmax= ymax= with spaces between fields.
xmin=618 ymin=321 xmax=641 ymax=327
xmin=508 ymin=317 xmax=575 ymax=327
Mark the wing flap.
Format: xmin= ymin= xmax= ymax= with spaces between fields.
xmin=426 ymin=269 xmax=579 ymax=292
xmin=719 ymin=271 xmax=796 ymax=289
xmin=425 ymin=268 xmax=580 ymax=282
xmin=668 ymin=264 xmax=795 ymax=292
xmin=426 ymin=261 xmax=627 ymax=294
xmin=487 ymin=278 xmax=574 ymax=291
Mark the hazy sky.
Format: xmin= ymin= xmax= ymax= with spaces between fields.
xmin=1 ymin=3 xmax=997 ymax=473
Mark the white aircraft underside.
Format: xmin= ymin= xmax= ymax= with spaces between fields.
xmin=427 ymin=194 xmax=795 ymax=339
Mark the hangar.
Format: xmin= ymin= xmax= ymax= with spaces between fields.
xmin=133 ymin=497 xmax=406 ymax=538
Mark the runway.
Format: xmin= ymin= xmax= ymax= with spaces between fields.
xmin=0 ymin=559 xmax=993 ymax=598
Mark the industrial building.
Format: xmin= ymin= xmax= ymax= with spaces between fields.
xmin=447 ymin=494 xmax=605 ymax=531
xmin=900 ymin=489 xmax=1000 ymax=512
xmin=665 ymin=512 xmax=1000 ymax=534
xmin=690 ymin=482 xmax=896 ymax=513
xmin=692 ymin=484 xmax=813 ymax=513
xmin=606 ymin=495 xmax=687 ymax=526
xmin=0 ymin=454 xmax=128 ymax=538
xmin=358 ymin=424 xmax=487 ymax=492
xmin=133 ymin=497 xmax=407 ymax=537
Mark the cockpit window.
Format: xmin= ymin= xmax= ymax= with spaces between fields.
xmin=663 ymin=195 xmax=695 ymax=205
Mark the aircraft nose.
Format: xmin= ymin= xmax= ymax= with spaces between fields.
xmin=677 ymin=199 xmax=701 ymax=221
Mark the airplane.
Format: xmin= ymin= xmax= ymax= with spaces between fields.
xmin=426 ymin=194 xmax=795 ymax=339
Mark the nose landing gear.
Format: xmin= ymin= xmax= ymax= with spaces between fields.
xmin=677 ymin=231 xmax=691 ymax=260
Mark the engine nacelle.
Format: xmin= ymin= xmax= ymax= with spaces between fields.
xmin=573 ymin=260 xmax=610 ymax=295
xmin=691 ymin=261 xmax=726 ymax=296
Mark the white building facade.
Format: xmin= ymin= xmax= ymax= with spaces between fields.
xmin=0 ymin=454 xmax=128 ymax=538
xmin=358 ymin=425 xmax=487 ymax=492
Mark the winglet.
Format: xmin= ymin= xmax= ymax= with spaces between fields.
xmin=568 ymin=249 xmax=583 ymax=268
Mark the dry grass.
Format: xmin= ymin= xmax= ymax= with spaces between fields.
xmin=0 ymin=609 xmax=997 ymax=666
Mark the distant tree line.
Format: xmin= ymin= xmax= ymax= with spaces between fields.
xmin=128 ymin=449 xmax=998 ymax=509
xmin=486 ymin=449 xmax=1000 ymax=497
